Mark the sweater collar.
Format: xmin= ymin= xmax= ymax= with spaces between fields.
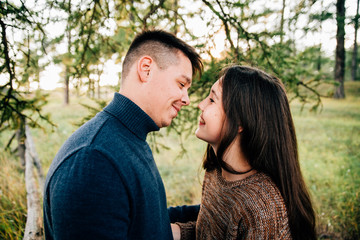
xmin=103 ymin=93 xmax=159 ymax=141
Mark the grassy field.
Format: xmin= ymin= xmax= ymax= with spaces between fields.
xmin=0 ymin=82 xmax=359 ymax=239
xmin=291 ymin=82 xmax=360 ymax=239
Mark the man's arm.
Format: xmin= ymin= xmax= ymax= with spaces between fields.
xmin=47 ymin=147 xmax=130 ymax=239
xmin=168 ymin=204 xmax=200 ymax=223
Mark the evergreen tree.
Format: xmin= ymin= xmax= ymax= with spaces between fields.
xmin=334 ymin=0 xmax=346 ymax=98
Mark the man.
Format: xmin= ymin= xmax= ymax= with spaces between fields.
xmin=43 ymin=30 xmax=202 ymax=240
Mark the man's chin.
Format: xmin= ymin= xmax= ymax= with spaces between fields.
xmin=157 ymin=114 xmax=179 ymax=128
xmin=158 ymin=119 xmax=172 ymax=128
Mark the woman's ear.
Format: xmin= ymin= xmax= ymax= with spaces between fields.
xmin=137 ymin=56 xmax=153 ymax=82
xmin=238 ymin=126 xmax=243 ymax=133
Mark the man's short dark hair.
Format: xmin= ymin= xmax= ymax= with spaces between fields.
xmin=122 ymin=30 xmax=203 ymax=80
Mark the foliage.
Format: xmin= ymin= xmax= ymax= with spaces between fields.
xmin=48 ymin=0 xmax=120 ymax=84
xmin=43 ymin=0 xmax=339 ymax=107
xmin=0 ymin=0 xmax=351 ymax=133
xmin=76 ymin=98 xmax=108 ymax=126
xmin=346 ymin=48 xmax=360 ymax=81
xmin=198 ymin=0 xmax=335 ymax=110
xmin=2 ymin=0 xmax=344 ymax=132
xmin=0 ymin=1 xmax=53 ymax=133
xmin=48 ymin=0 xmax=193 ymax=99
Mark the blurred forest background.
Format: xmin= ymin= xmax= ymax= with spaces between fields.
xmin=1 ymin=0 xmax=359 ymax=239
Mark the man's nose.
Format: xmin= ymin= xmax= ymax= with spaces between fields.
xmin=181 ymin=91 xmax=190 ymax=106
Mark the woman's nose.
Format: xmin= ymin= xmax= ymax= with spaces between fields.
xmin=198 ymin=99 xmax=205 ymax=111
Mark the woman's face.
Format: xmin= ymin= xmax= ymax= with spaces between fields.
xmin=195 ymin=80 xmax=226 ymax=151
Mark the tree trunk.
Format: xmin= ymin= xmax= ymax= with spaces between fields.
xmin=64 ymin=0 xmax=72 ymax=105
xmin=173 ymin=0 xmax=179 ymax=35
xmin=88 ymin=78 xmax=94 ymax=98
xmin=317 ymin=45 xmax=322 ymax=71
xmin=23 ymin=143 xmax=43 ymax=240
xmin=129 ymin=0 xmax=135 ymax=22
xmin=36 ymin=67 xmax=40 ymax=90
xmin=317 ymin=0 xmax=324 ymax=71
xmin=97 ymin=74 xmax=101 ymax=99
xmin=280 ymin=0 xmax=286 ymax=44
xmin=25 ymin=125 xmax=45 ymax=196
xmin=16 ymin=116 xmax=26 ymax=167
xmin=64 ymin=68 xmax=70 ymax=105
xmin=334 ymin=0 xmax=346 ymax=99
xmin=351 ymin=0 xmax=360 ymax=81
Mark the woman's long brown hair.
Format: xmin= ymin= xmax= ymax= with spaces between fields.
xmin=203 ymin=65 xmax=316 ymax=240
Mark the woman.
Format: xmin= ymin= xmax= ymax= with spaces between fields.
xmin=170 ymin=65 xmax=316 ymax=240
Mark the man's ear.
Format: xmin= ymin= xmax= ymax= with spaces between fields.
xmin=137 ymin=56 xmax=153 ymax=82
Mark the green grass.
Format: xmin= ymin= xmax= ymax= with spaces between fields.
xmin=0 ymin=82 xmax=359 ymax=239
xmin=0 ymin=152 xmax=27 ymax=240
xmin=291 ymin=82 xmax=360 ymax=239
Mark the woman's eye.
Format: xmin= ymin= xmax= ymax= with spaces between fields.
xmin=179 ymin=82 xmax=185 ymax=87
xmin=210 ymin=98 xmax=214 ymax=103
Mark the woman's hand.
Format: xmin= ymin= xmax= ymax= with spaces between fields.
xmin=171 ymin=223 xmax=181 ymax=240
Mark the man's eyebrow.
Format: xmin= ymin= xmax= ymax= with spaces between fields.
xmin=181 ymin=75 xmax=192 ymax=85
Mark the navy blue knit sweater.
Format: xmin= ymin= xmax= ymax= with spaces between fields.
xmin=43 ymin=93 xmax=173 ymax=240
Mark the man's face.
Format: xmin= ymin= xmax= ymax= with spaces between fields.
xmin=146 ymin=52 xmax=193 ymax=128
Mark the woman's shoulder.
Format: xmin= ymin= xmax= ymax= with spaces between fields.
xmin=201 ymin=170 xmax=291 ymax=238
xmin=206 ymin=169 xmax=276 ymax=191
xmin=231 ymin=172 xmax=285 ymax=205
xmin=203 ymin=169 xmax=286 ymax=211
xmin=231 ymin=173 xmax=291 ymax=238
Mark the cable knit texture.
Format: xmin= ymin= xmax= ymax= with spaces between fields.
xmin=177 ymin=169 xmax=292 ymax=240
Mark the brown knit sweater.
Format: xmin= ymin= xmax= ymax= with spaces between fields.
xmin=176 ymin=169 xmax=292 ymax=240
